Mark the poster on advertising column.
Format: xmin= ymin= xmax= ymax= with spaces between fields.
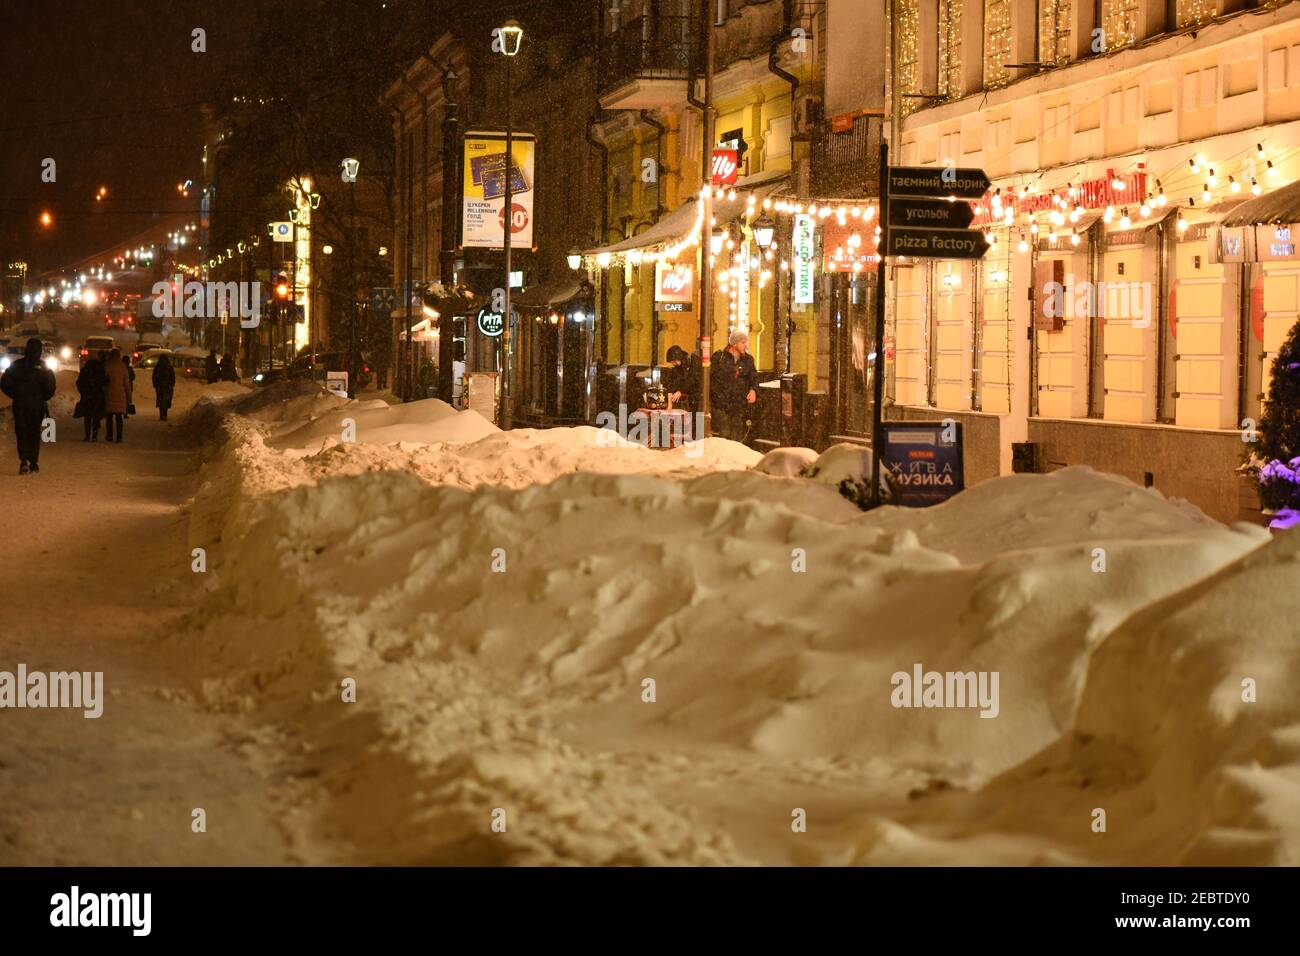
xmin=462 ymin=130 xmax=536 ymax=249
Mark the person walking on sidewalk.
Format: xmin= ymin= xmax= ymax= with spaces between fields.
xmin=0 ymin=337 xmax=56 ymax=474
xmin=153 ymin=354 xmax=176 ymax=421
xmin=219 ymin=352 xmax=238 ymax=382
xmin=711 ymin=330 xmax=758 ymax=443
xmin=205 ymin=349 xmax=220 ymax=384
xmin=103 ymin=347 xmax=132 ymax=443
xmin=76 ymin=349 xmax=109 ymax=441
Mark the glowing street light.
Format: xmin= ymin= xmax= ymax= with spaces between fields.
xmin=39 ymin=211 xmax=52 ymax=227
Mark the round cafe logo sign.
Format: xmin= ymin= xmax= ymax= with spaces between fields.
xmin=477 ymin=308 xmax=504 ymax=338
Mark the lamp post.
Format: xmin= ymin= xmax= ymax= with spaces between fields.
xmin=497 ymin=18 xmax=523 ymax=429
xmin=699 ymin=0 xmax=716 ymax=438
xmin=343 ymin=157 xmax=360 ymax=399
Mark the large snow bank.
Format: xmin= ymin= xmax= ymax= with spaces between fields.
xmin=174 ymin=391 xmax=1291 ymax=865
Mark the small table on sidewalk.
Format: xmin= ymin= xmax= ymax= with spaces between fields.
xmin=628 ymin=407 xmax=693 ymax=449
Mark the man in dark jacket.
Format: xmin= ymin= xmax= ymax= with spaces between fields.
xmin=0 ymin=338 xmax=57 ymax=473
xmin=219 ymin=352 xmax=238 ymax=382
xmin=662 ymin=345 xmax=700 ymax=411
xmin=205 ymin=349 xmax=220 ymax=384
xmin=76 ymin=350 xmax=109 ymax=441
xmin=710 ymin=330 xmax=758 ymax=442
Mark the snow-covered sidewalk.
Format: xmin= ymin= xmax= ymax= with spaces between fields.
xmin=0 ymin=375 xmax=321 ymax=864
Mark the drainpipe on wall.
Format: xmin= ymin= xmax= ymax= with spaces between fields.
xmin=587 ymin=113 xmax=611 ymax=389
xmin=769 ymin=13 xmax=800 ymax=379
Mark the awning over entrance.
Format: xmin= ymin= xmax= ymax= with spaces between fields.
xmin=1219 ymin=179 xmax=1300 ymax=226
xmin=514 ymin=278 xmax=589 ymax=311
xmin=579 ymin=170 xmax=789 ymax=261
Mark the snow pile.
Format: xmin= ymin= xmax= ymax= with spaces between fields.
xmin=175 ymin=420 xmax=1294 ymax=864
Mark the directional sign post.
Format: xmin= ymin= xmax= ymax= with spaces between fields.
xmin=871 ymin=157 xmax=992 ymax=511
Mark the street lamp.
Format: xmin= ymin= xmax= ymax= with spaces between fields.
xmin=343 ymin=158 xmax=359 ymax=397
xmin=497 ymin=17 xmax=523 ymax=429
xmin=752 ymin=215 xmax=776 ymax=250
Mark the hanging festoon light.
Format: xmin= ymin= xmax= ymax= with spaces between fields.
xmin=1257 ymin=142 xmax=1267 ymax=160
xmin=1119 ymin=207 xmax=1131 ymax=229
xmin=1201 ymin=183 xmax=1212 ymax=203
xmin=1103 ymin=205 xmax=1115 ymax=223
xmin=1018 ymin=237 xmax=1029 ymax=253
xmin=1252 ymin=177 xmax=1262 ymax=196
xmin=1070 ymin=231 xmax=1081 ymax=246
xmin=1177 ymin=214 xmax=1189 ymax=233
xmin=1111 ymin=173 xmax=1125 ymax=190
xmin=1140 ymin=198 xmax=1151 ymax=218
xmin=1268 ymin=159 xmax=1280 ymax=179
xmin=1230 ymin=175 xmax=1241 ymax=194
xmin=1207 ymin=167 xmax=1218 ymax=187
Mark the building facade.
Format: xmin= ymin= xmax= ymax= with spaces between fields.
xmin=869 ymin=0 xmax=1300 ymax=521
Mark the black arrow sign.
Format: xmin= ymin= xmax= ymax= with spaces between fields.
xmin=885 ymin=227 xmax=990 ymax=259
xmin=887 ymin=165 xmax=991 ymax=200
xmin=888 ymin=197 xmax=975 ymax=230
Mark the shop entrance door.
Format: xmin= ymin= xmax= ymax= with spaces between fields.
xmin=829 ymin=271 xmax=879 ymax=437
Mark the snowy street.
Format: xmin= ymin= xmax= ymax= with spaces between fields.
xmin=0 ymin=371 xmax=313 ymax=864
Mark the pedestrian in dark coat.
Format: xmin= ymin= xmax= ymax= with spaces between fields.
xmin=103 ymin=347 xmax=132 ymax=443
xmin=0 ymin=337 xmax=56 ymax=473
xmin=76 ymin=351 xmax=109 ymax=441
xmin=711 ymin=330 xmax=759 ymax=442
xmin=219 ymin=352 xmax=238 ymax=382
xmin=205 ymin=349 xmax=220 ymax=384
xmin=152 ymin=355 xmax=176 ymax=421
xmin=122 ymin=354 xmax=136 ymax=388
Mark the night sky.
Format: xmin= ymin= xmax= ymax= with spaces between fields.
xmin=0 ymin=0 xmax=254 ymax=274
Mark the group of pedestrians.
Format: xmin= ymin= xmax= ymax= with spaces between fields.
xmin=659 ymin=330 xmax=759 ymax=443
xmin=205 ymin=349 xmax=238 ymax=384
xmin=74 ymin=347 xmax=136 ymax=442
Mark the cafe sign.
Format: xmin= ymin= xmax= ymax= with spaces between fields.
xmin=654 ymin=261 xmax=694 ymax=311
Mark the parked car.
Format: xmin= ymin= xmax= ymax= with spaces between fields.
xmin=79 ymin=335 xmax=117 ymax=367
xmin=137 ymin=348 xmax=174 ymax=369
xmin=175 ymin=353 xmax=208 ymax=379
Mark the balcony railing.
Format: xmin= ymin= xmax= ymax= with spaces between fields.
xmin=810 ymin=113 xmax=885 ymax=199
xmin=600 ymin=16 xmax=696 ymax=95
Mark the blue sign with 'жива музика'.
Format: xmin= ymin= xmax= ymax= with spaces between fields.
xmin=880 ymin=421 xmax=964 ymax=507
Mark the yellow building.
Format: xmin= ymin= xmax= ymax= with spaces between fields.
xmin=875 ymin=0 xmax=1300 ymax=520
xmin=582 ymin=0 xmax=816 ymax=413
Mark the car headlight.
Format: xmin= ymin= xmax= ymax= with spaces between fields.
xmin=253 ymin=373 xmax=264 ymax=382
xmin=0 ymin=357 xmax=10 ymax=370
xmin=60 ymin=346 xmax=72 ymax=360
xmin=44 ymin=357 xmax=58 ymax=371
